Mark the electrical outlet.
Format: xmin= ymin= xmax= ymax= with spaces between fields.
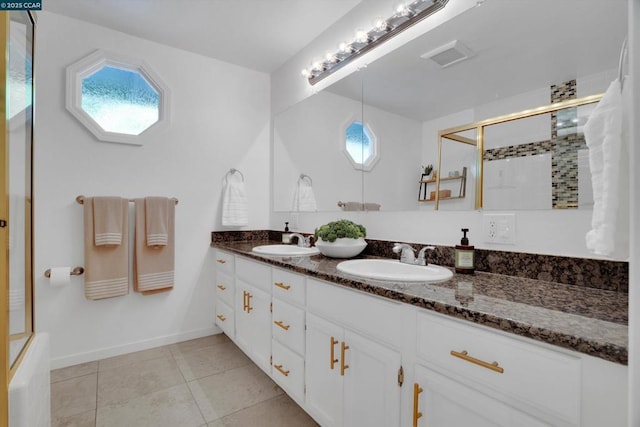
xmin=482 ymin=213 xmax=516 ymax=244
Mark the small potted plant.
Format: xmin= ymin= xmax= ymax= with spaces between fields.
xmin=314 ymin=219 xmax=367 ymax=258
xmin=422 ymin=164 xmax=433 ymax=178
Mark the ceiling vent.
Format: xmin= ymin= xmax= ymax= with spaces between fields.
xmin=420 ymin=40 xmax=475 ymax=68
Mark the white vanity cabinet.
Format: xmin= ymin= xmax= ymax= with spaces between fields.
xmin=234 ymin=257 xmax=272 ymax=373
xmin=213 ymin=250 xmax=235 ymax=337
xmin=305 ymin=278 xmax=404 ymax=427
xmin=270 ymin=268 xmax=307 ymax=402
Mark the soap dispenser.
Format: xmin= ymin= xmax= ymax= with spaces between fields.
xmin=282 ymin=222 xmax=292 ymax=243
xmin=455 ymin=228 xmax=475 ymax=274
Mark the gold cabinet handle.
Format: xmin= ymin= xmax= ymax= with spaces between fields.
xmin=246 ymin=292 xmax=253 ymax=313
xmin=216 ymin=314 xmax=226 ymax=322
xmin=242 ymin=291 xmax=248 ymax=312
xmin=450 ymin=350 xmax=504 ymax=374
xmin=274 ymin=364 xmax=290 ymax=377
xmin=330 ymin=337 xmax=339 ymax=370
xmin=340 ymin=342 xmax=350 ymax=376
xmin=216 ymin=259 xmax=227 ymax=264
xmin=274 ymin=282 xmax=291 ymax=290
xmin=216 ymin=284 xmax=226 ymax=291
xmin=274 ymin=320 xmax=290 ymax=331
xmin=413 ymin=383 xmax=424 ymax=427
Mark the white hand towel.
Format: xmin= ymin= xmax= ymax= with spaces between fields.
xmin=584 ymin=79 xmax=628 ymax=257
xmin=222 ymin=179 xmax=249 ymax=226
xmin=292 ymin=179 xmax=317 ymax=212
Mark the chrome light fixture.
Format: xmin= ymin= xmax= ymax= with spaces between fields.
xmin=302 ymin=0 xmax=449 ymax=85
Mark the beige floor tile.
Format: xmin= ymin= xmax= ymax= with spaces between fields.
xmin=96 ymin=384 xmax=205 ymax=427
xmin=52 ymin=409 xmax=96 ymax=427
xmin=51 ymin=374 xmax=97 ymax=421
xmin=210 ymin=394 xmax=318 ymax=427
xmin=169 ymin=334 xmax=231 ymax=356
xmin=51 ymin=361 xmax=99 ymax=383
xmin=98 ymin=346 xmax=173 ymax=372
xmin=97 ymin=355 xmax=185 ymax=407
xmin=174 ymin=341 xmax=251 ymax=381
xmin=188 ymin=364 xmax=283 ymax=422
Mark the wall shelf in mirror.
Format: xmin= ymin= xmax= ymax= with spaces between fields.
xmin=418 ymin=167 xmax=467 ymax=202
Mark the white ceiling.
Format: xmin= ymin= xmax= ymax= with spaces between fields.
xmin=328 ymin=0 xmax=628 ymax=121
xmin=44 ymin=0 xmax=361 ymax=73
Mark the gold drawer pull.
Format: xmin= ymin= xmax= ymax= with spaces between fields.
xmin=274 ymin=320 xmax=290 ymax=331
xmin=330 ymin=337 xmax=339 ymax=370
xmin=274 ymin=364 xmax=290 ymax=377
xmin=216 ymin=314 xmax=226 ymax=322
xmin=216 ymin=284 xmax=226 ymax=291
xmin=413 ymin=383 xmax=423 ymax=427
xmin=216 ymin=259 xmax=227 ymax=264
xmin=450 ymin=350 xmax=504 ymax=374
xmin=340 ymin=342 xmax=350 ymax=376
xmin=274 ymin=282 xmax=291 ymax=290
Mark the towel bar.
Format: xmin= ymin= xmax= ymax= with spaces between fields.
xmin=75 ymin=195 xmax=178 ymax=205
xmin=44 ymin=266 xmax=84 ymax=278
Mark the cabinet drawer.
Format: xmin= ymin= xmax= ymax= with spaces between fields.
xmin=215 ymin=271 xmax=234 ymax=306
xmin=215 ymin=300 xmax=234 ymax=338
xmin=416 ymin=310 xmax=580 ymax=425
xmin=272 ymin=268 xmax=305 ymax=306
xmin=236 ymin=257 xmax=271 ymax=292
xmin=271 ymin=339 xmax=305 ymax=402
xmin=214 ymin=250 xmax=234 ymax=274
xmin=307 ymin=278 xmax=405 ymax=349
xmin=272 ymin=298 xmax=305 ymax=355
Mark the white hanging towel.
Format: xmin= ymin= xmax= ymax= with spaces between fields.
xmin=584 ymin=78 xmax=628 ymax=257
xmin=222 ymin=176 xmax=249 ymax=226
xmin=292 ymin=177 xmax=317 ymax=212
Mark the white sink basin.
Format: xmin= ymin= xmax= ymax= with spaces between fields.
xmin=252 ymin=244 xmax=320 ymax=257
xmin=336 ymin=259 xmax=453 ymax=282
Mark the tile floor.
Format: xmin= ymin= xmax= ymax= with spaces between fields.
xmin=50 ymin=334 xmax=319 ymax=427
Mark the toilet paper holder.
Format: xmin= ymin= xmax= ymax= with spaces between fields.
xmin=44 ymin=266 xmax=85 ymax=278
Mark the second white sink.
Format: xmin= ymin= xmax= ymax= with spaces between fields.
xmin=336 ymin=259 xmax=453 ymax=282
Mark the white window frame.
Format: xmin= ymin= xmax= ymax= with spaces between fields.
xmin=340 ymin=116 xmax=380 ymax=171
xmin=65 ymin=50 xmax=170 ymax=146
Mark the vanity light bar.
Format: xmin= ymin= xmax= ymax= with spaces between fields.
xmin=303 ymin=0 xmax=449 ymax=85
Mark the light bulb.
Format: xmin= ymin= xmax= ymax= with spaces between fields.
xmin=373 ymin=17 xmax=387 ymax=31
xmin=393 ymin=2 xmax=410 ymax=16
xmin=301 ymin=68 xmax=310 ymax=78
xmin=312 ymin=60 xmax=323 ymax=71
xmin=339 ymin=41 xmax=352 ymax=53
xmin=355 ymin=29 xmax=368 ymax=43
xmin=325 ymin=51 xmax=336 ymax=62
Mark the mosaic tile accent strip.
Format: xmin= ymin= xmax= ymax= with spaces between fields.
xmin=483 ymin=140 xmax=553 ymax=161
xmin=552 ymin=134 xmax=587 ymax=208
xmin=550 ymin=80 xmax=576 ymax=141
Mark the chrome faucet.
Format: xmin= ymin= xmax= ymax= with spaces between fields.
xmin=416 ymin=246 xmax=436 ymax=266
xmin=392 ymin=243 xmax=416 ymax=264
xmin=290 ymin=233 xmax=312 ymax=248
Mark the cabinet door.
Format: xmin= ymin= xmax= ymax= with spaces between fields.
xmin=413 ymin=365 xmax=549 ymax=427
xmin=342 ymin=330 xmax=402 ymax=427
xmin=235 ymin=280 xmax=271 ymax=372
xmin=305 ymin=313 xmax=344 ymax=427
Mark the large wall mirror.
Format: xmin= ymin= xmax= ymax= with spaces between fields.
xmin=272 ymin=0 xmax=627 ymax=213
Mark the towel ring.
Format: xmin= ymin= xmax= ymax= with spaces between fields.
xmin=299 ymin=174 xmax=312 ymax=185
xmin=227 ymin=168 xmax=244 ymax=182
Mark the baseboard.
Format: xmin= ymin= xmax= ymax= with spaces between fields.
xmin=49 ymin=325 xmax=222 ymax=370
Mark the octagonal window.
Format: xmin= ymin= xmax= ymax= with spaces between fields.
xmin=342 ymin=120 xmax=379 ymax=171
xmin=66 ymin=50 xmax=169 ymax=145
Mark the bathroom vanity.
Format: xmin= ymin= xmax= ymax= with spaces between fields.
xmin=211 ymin=240 xmax=627 ymax=427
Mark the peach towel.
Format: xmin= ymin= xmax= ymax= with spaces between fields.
xmin=145 ymin=197 xmax=169 ymax=246
xmin=93 ymin=196 xmax=124 ymax=246
xmin=134 ymin=198 xmax=175 ymax=294
xmin=83 ymin=197 xmax=129 ymax=300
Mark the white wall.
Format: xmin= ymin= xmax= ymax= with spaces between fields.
xmin=34 ymin=12 xmax=271 ymax=368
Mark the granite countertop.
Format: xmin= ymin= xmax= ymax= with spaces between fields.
xmin=212 ymin=240 xmax=628 ymax=365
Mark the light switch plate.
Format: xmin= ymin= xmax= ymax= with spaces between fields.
xmin=482 ymin=213 xmax=516 ymax=244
